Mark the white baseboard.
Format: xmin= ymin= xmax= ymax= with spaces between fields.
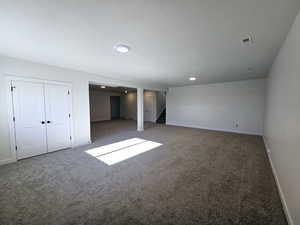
xmin=0 ymin=157 xmax=17 ymax=166
xmin=0 ymin=140 xmax=92 ymax=166
xmin=73 ymin=140 xmax=92 ymax=147
xmin=166 ymin=121 xmax=262 ymax=136
xmin=263 ymin=136 xmax=294 ymax=225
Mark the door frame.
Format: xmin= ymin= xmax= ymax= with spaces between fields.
xmin=6 ymin=76 xmax=74 ymax=161
xmin=110 ymin=96 xmax=121 ymax=120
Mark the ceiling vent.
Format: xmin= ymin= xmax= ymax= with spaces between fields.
xmin=241 ymin=34 xmax=254 ymax=46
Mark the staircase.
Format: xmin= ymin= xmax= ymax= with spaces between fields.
xmin=156 ymin=109 xmax=166 ymax=124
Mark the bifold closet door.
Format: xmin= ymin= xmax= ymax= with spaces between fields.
xmin=12 ymin=80 xmax=47 ymax=159
xmin=44 ymin=84 xmax=72 ymax=152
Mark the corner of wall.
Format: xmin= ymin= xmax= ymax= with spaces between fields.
xmin=262 ymin=136 xmax=294 ymax=225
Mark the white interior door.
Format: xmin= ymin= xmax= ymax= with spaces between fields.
xmin=12 ymin=80 xmax=47 ymax=159
xmin=45 ymin=84 xmax=72 ymax=152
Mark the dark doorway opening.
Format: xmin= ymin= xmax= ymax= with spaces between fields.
xmin=156 ymin=109 xmax=166 ymax=124
xmin=110 ymin=96 xmax=120 ymax=120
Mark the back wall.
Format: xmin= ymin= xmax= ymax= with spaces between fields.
xmin=166 ymin=79 xmax=265 ymax=135
xmin=89 ymin=89 xmax=120 ymax=122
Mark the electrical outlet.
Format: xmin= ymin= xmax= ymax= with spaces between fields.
xmin=234 ymin=122 xmax=239 ymax=128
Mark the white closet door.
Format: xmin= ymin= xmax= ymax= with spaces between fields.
xmin=45 ymin=84 xmax=72 ymax=152
xmin=12 ymin=80 xmax=47 ymax=159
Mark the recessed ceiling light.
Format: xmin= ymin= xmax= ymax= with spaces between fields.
xmin=101 ymin=85 xmax=106 ymax=89
xmin=114 ymin=44 xmax=130 ymax=53
xmin=189 ymin=77 xmax=196 ymax=81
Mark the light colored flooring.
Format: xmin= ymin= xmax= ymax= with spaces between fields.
xmin=0 ymin=120 xmax=286 ymax=225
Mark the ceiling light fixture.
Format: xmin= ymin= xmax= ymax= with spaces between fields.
xmin=101 ymin=85 xmax=106 ymax=89
xmin=189 ymin=77 xmax=197 ymax=81
xmin=114 ymin=44 xmax=130 ymax=53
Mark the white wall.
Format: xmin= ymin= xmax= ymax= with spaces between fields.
xmin=0 ymin=55 xmax=164 ymax=165
xmin=144 ymin=91 xmax=157 ymax=122
xmin=121 ymin=91 xmax=158 ymax=122
xmin=89 ymin=89 xmax=120 ymax=122
xmin=264 ymin=11 xmax=300 ymax=225
xmin=166 ymin=79 xmax=265 ymax=135
xmin=121 ymin=92 xmax=137 ymax=120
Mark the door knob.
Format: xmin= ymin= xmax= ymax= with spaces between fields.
xmin=41 ymin=121 xmax=45 ymax=124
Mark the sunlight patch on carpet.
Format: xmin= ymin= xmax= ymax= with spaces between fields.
xmin=85 ymin=138 xmax=162 ymax=165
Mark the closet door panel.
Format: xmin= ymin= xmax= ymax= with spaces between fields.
xmin=12 ymin=80 xmax=47 ymax=159
xmin=45 ymin=84 xmax=72 ymax=152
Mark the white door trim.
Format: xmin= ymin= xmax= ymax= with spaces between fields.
xmin=6 ymin=76 xmax=74 ymax=162
xmin=6 ymin=78 xmax=17 ymax=163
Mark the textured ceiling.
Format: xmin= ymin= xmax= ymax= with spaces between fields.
xmin=1 ymin=0 xmax=300 ymax=87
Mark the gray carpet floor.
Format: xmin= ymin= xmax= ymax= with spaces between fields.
xmin=0 ymin=120 xmax=287 ymax=225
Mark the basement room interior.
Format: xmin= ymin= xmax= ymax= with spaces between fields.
xmin=0 ymin=1 xmax=300 ymax=225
